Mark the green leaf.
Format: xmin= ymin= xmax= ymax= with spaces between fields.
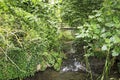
xmin=97 ymin=17 xmax=103 ymax=22
xmin=101 ymin=45 xmax=107 ymax=51
xmin=113 ymin=16 xmax=119 ymax=23
xmin=101 ymin=32 xmax=111 ymax=38
xmin=115 ymin=23 xmax=120 ymax=28
xmin=105 ymin=22 xmax=115 ymax=27
xmin=112 ymin=50 xmax=119 ymax=56
xmin=57 ymin=58 xmax=62 ymax=64
xmin=110 ymin=35 xmax=120 ymax=43
xmin=54 ymin=63 xmax=60 ymax=71
xmin=95 ymin=12 xmax=101 ymax=17
xmin=89 ymin=15 xmax=95 ymax=19
xmin=105 ymin=38 xmax=110 ymax=44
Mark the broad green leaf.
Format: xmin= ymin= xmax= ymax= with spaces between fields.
xmin=101 ymin=45 xmax=107 ymax=51
xmin=105 ymin=38 xmax=111 ymax=44
xmin=113 ymin=16 xmax=119 ymax=23
xmin=101 ymin=32 xmax=111 ymax=38
xmin=110 ymin=35 xmax=120 ymax=43
xmin=105 ymin=22 xmax=115 ymax=27
xmin=95 ymin=12 xmax=101 ymax=17
xmin=97 ymin=17 xmax=103 ymax=22
xmin=115 ymin=23 xmax=120 ymax=28
xmin=89 ymin=15 xmax=95 ymax=19
xmin=112 ymin=50 xmax=119 ymax=56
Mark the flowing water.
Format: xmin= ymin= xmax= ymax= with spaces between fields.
xmin=24 ymin=41 xmax=120 ymax=80
xmin=25 ymin=58 xmax=91 ymax=80
xmin=24 ymin=41 xmax=95 ymax=80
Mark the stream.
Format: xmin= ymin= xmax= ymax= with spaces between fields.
xmin=24 ymin=41 xmax=120 ymax=80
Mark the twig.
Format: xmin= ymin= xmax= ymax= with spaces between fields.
xmin=0 ymin=47 xmax=26 ymax=73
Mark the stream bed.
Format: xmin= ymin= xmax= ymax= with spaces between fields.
xmin=25 ymin=69 xmax=89 ymax=80
xmin=24 ymin=54 xmax=120 ymax=80
xmin=24 ymin=41 xmax=120 ymax=80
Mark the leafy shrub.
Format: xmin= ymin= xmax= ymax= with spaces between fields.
xmin=61 ymin=0 xmax=103 ymax=27
xmin=0 ymin=0 xmax=64 ymax=80
xmin=75 ymin=0 xmax=120 ymax=58
xmin=75 ymin=0 xmax=120 ymax=79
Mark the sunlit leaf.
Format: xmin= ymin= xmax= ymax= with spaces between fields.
xmin=101 ymin=45 xmax=107 ymax=51
xmin=105 ymin=22 xmax=115 ymax=27
xmin=112 ymin=50 xmax=119 ymax=56
xmin=113 ymin=16 xmax=119 ymax=23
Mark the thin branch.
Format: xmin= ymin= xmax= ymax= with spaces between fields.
xmin=0 ymin=47 xmax=26 ymax=73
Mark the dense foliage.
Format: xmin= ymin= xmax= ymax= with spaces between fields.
xmin=0 ymin=0 xmax=64 ymax=80
xmin=60 ymin=0 xmax=120 ymax=79
xmin=61 ymin=0 xmax=103 ymax=27
xmin=73 ymin=0 xmax=120 ymax=79
xmin=0 ymin=0 xmax=120 ymax=80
